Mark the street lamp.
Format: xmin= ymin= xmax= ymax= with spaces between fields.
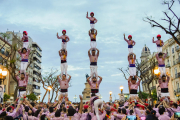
xmin=119 ymin=86 xmax=124 ymax=94
xmin=47 ymin=86 xmax=52 ymax=103
xmin=109 ymin=91 xmax=112 ymax=102
xmin=154 ymin=67 xmax=160 ymax=75
xmin=38 ymin=95 xmax=41 ymax=103
xmin=0 ymin=68 xmax=7 ymax=84
xmin=74 ymin=95 xmax=77 ymax=103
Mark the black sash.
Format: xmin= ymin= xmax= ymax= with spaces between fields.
xmin=91 ymin=89 xmax=99 ymax=93
xmin=90 ymin=62 xmax=97 ymax=66
xmin=61 ymin=89 xmax=68 ymax=92
xmin=19 ymin=86 xmax=26 ymax=91
xmin=161 ymin=88 xmax=168 ymax=93
xmin=92 ymin=97 xmax=99 ymax=104
xmin=61 ymin=60 xmax=67 ymax=63
xmin=130 ymin=89 xmax=137 ymax=94
xmin=91 ymin=39 xmax=96 ymax=41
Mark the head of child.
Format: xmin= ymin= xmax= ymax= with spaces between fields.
xmin=121 ymin=108 xmax=126 ymax=114
xmin=158 ymin=52 xmax=163 ymax=58
xmin=129 ymin=54 xmax=133 ymax=59
xmin=91 ymin=29 xmax=95 ymax=34
xmin=92 ymin=77 xmax=97 ymax=83
xmin=92 ymin=49 xmax=96 ymax=56
xmin=162 ymin=75 xmax=166 ymax=82
xmin=7 ymin=107 xmax=13 ymax=113
xmin=62 ymin=74 xmax=66 ymax=80
xmin=157 ymin=34 xmax=161 ymax=40
xmin=128 ymin=35 xmax=132 ymax=40
xmin=61 ymin=49 xmax=65 ymax=55
xmin=20 ymin=73 xmax=25 ymax=80
xmin=158 ymin=106 xmax=165 ymax=115
xmin=21 ymin=48 xmax=27 ymax=54
xmin=131 ymin=76 xmax=137 ymax=84
xmin=23 ymin=31 xmax=27 ymax=36
xmin=90 ymin=12 xmax=94 ymax=17
xmin=172 ymin=103 xmax=177 ymax=109
xmin=62 ymin=30 xmax=66 ymax=35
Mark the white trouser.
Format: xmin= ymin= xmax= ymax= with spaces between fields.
xmin=18 ymin=91 xmax=26 ymax=102
xmin=91 ymin=93 xmax=100 ymax=97
xmin=157 ymin=47 xmax=162 ymax=53
xmin=90 ymin=24 xmax=95 ymax=29
xmin=128 ymin=48 xmax=133 ymax=53
xmin=161 ymin=93 xmax=170 ymax=97
xmin=59 ymin=92 xmax=68 ymax=102
xmin=94 ymin=99 xmax=103 ymax=120
xmin=159 ymin=67 xmax=166 ymax=76
xmin=23 ymin=42 xmax=29 ymax=49
xmin=129 ymin=67 xmax=136 ymax=76
xmin=61 ymin=63 xmax=68 ymax=76
xmin=21 ymin=62 xmax=28 ymax=73
xmin=90 ymin=65 xmax=98 ymax=78
xmin=90 ymin=41 xmax=97 ymax=49
xmin=61 ymin=42 xmax=67 ymax=50
xmin=130 ymin=94 xmax=138 ymax=102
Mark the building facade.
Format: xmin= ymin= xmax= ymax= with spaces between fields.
xmin=141 ymin=34 xmax=180 ymax=99
xmin=1 ymin=31 xmax=42 ymax=97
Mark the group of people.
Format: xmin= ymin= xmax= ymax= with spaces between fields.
xmin=15 ymin=31 xmax=30 ymax=100
xmin=0 ymin=93 xmax=179 ymax=120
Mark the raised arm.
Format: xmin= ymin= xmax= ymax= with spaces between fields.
xmin=65 ymin=50 xmax=67 ymax=56
xmin=124 ymin=34 xmax=128 ymax=42
xmin=128 ymin=53 xmax=130 ymax=61
xmin=86 ymin=12 xmax=89 ymax=18
xmin=25 ymin=73 xmax=29 ymax=83
xmin=67 ymin=74 xmax=71 ymax=82
xmin=96 ymin=48 xmax=99 ymax=57
xmin=97 ymin=76 xmax=102 ymax=85
xmin=94 ymin=17 xmax=98 ymax=23
xmin=152 ymin=37 xmax=156 ymax=43
xmin=18 ymin=49 xmax=22 ymax=55
xmin=59 ymin=50 xmax=62 ymax=57
xmin=155 ymin=53 xmax=159 ymax=60
xmin=128 ymin=76 xmax=131 ymax=86
xmin=133 ymin=53 xmax=136 ymax=60
xmin=163 ymin=53 xmax=167 ymax=59
xmin=27 ymin=48 xmax=31 ymax=55
xmin=87 ymin=76 xmax=92 ymax=86
xmin=158 ymin=77 xmax=162 ymax=85
xmin=57 ymin=75 xmax=61 ymax=83
xmin=94 ymin=29 xmax=97 ymax=35
xmin=89 ymin=29 xmax=91 ymax=36
xmin=88 ymin=48 xmax=91 ymax=57
xmin=166 ymin=75 xmax=170 ymax=83
xmin=15 ymin=73 xmax=20 ymax=82
xmin=79 ymin=95 xmax=83 ymax=114
xmin=57 ymin=32 xmax=62 ymax=39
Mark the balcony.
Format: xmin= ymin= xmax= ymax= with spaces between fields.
xmin=168 ymin=39 xmax=175 ymax=46
xmin=173 ymin=61 xmax=177 ymax=66
xmin=166 ymin=64 xmax=171 ymax=68
xmin=176 ymin=58 xmax=180 ymax=64
xmin=33 ymin=88 xmax=41 ymax=93
xmin=166 ymin=53 xmax=170 ymax=58
xmin=142 ymin=81 xmax=146 ymax=84
xmin=33 ymin=81 xmax=41 ymax=87
xmin=177 ymin=88 xmax=180 ymax=93
xmin=176 ymin=46 xmax=180 ymax=52
xmin=150 ymin=86 xmax=156 ymax=90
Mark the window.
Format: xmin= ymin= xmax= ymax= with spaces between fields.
xmin=0 ymin=56 xmax=3 ymax=65
xmin=172 ymin=45 xmax=175 ymax=54
xmin=4 ymin=85 xmax=6 ymax=93
xmin=1 ymin=47 xmax=5 ymax=54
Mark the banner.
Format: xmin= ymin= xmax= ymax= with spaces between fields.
xmin=0 ymin=85 xmax=4 ymax=103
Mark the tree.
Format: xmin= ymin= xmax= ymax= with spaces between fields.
xmin=144 ymin=0 xmax=180 ymax=45
xmin=26 ymin=93 xmax=38 ymax=101
xmin=3 ymin=94 xmax=10 ymax=102
xmin=151 ymin=89 xmax=157 ymax=100
xmin=138 ymin=92 xmax=149 ymax=99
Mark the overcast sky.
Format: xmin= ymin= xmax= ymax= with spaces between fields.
xmin=0 ymin=0 xmax=179 ymax=102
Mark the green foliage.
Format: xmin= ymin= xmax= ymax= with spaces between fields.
xmin=138 ymin=91 xmax=149 ymax=99
xmin=26 ymin=93 xmax=38 ymax=101
xmin=3 ymin=94 xmax=10 ymax=102
xmin=151 ymin=89 xmax=157 ymax=100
